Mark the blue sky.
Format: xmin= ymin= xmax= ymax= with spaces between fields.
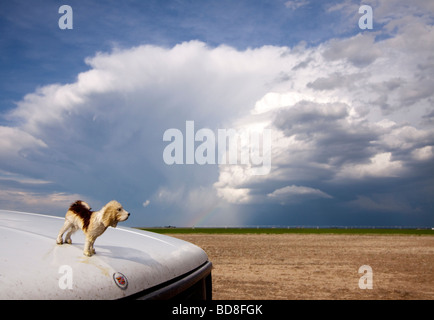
xmin=1 ymin=0 xmax=433 ymax=228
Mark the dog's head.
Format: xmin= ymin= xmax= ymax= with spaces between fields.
xmin=102 ymin=200 xmax=130 ymax=228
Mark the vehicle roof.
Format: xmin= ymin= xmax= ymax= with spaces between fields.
xmin=0 ymin=210 xmax=208 ymax=299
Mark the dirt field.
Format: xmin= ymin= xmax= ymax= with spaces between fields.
xmin=169 ymin=233 xmax=434 ymax=300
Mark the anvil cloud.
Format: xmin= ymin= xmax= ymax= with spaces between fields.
xmin=0 ymin=0 xmax=433 ymax=227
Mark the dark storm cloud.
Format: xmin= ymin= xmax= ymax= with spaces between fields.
xmin=1 ymin=0 xmax=433 ymax=228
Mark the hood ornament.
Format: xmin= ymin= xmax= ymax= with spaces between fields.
xmin=113 ymin=272 xmax=128 ymax=290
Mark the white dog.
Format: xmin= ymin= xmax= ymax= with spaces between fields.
xmin=56 ymin=200 xmax=130 ymax=256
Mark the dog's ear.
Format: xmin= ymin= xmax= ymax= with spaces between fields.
xmin=102 ymin=203 xmax=119 ymax=228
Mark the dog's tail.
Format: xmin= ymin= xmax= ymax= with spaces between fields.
xmin=69 ymin=200 xmax=93 ymax=231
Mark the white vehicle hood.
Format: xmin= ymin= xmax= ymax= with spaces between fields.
xmin=0 ymin=210 xmax=209 ymax=299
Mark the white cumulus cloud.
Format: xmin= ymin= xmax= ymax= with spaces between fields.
xmin=1 ymin=1 xmax=434 ymax=225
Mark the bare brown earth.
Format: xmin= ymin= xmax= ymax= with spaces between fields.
xmin=169 ymin=233 xmax=434 ymax=300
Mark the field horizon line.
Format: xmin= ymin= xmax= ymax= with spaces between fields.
xmin=138 ymin=227 xmax=434 ymax=235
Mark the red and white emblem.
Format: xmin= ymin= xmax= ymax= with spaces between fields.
xmin=113 ymin=272 xmax=128 ymax=290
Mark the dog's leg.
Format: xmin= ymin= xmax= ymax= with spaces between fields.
xmin=83 ymin=235 xmax=96 ymax=256
xmin=91 ymin=238 xmax=96 ymax=255
xmin=64 ymin=225 xmax=78 ymax=244
xmin=56 ymin=220 xmax=72 ymax=244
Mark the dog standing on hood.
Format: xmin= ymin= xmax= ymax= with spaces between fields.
xmin=56 ymin=200 xmax=130 ymax=256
